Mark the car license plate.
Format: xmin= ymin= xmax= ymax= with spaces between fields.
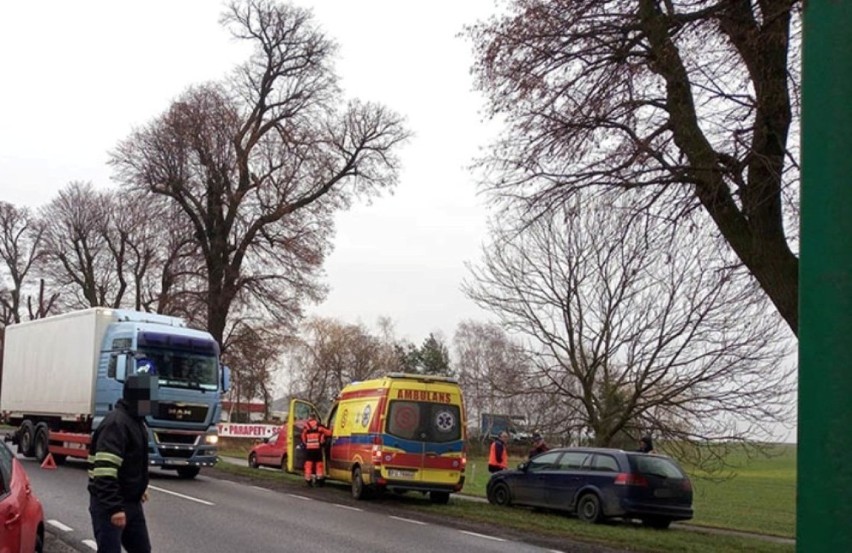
xmin=387 ymin=469 xmax=416 ymax=479
xmin=654 ymin=488 xmax=675 ymax=498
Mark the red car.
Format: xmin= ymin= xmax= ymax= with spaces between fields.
xmin=248 ymin=426 xmax=288 ymax=470
xmin=0 ymin=442 xmax=44 ymax=552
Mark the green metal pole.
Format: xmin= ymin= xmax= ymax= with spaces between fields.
xmin=799 ymin=1 xmax=852 ymax=551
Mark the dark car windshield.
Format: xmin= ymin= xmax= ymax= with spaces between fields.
xmin=386 ymin=400 xmax=461 ymax=443
xmin=630 ymin=455 xmax=687 ymax=479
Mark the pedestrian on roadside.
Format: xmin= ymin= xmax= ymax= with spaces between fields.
xmin=528 ymin=432 xmax=549 ymax=459
xmin=88 ymin=373 xmax=158 ymax=553
xmin=301 ymin=412 xmax=332 ymax=486
xmin=637 ymin=435 xmax=656 ymax=454
xmin=488 ymin=431 xmax=510 ymax=473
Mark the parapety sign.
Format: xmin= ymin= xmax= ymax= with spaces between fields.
xmin=217 ymin=423 xmax=279 ymax=438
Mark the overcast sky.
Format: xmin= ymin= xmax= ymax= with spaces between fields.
xmin=0 ymin=0 xmax=502 ymax=344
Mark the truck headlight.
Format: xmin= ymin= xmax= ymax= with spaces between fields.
xmin=205 ymin=434 xmax=219 ymax=445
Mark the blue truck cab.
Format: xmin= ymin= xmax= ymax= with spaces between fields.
xmin=106 ymin=310 xmax=231 ymax=479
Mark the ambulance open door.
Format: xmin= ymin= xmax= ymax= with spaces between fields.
xmin=286 ymin=398 xmax=318 ymax=474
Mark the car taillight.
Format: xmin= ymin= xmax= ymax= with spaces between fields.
xmin=614 ymin=472 xmax=648 ymax=487
xmin=681 ymin=478 xmax=692 ymax=491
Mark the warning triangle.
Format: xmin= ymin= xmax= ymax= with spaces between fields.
xmin=40 ymin=453 xmax=57 ymax=470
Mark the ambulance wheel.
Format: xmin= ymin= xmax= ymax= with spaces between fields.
xmin=351 ymin=466 xmax=369 ymax=500
xmin=176 ymin=466 xmax=200 ymax=479
xmin=19 ymin=420 xmax=36 ymax=458
xmin=430 ymin=492 xmax=450 ymax=504
xmin=33 ymin=423 xmax=50 ymax=463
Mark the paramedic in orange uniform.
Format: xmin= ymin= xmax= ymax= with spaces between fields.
xmin=488 ymin=431 xmax=510 ymax=473
xmin=301 ymin=412 xmax=331 ymax=486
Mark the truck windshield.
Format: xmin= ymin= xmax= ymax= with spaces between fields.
xmin=136 ymin=350 xmax=218 ymax=391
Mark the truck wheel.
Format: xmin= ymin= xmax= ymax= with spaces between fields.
xmin=176 ymin=466 xmax=200 ymax=479
xmin=34 ymin=423 xmax=50 ymax=463
xmin=18 ymin=420 xmax=36 ymax=458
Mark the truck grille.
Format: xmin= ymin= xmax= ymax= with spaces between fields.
xmin=155 ymin=432 xmax=199 ymax=445
xmin=156 ymin=402 xmax=208 ymax=423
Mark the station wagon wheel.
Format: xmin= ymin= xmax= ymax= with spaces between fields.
xmin=489 ymin=482 xmax=512 ymax=507
xmin=248 ymin=452 xmax=259 ymax=469
xmin=577 ymin=493 xmax=603 ymax=523
xmin=352 ymin=466 xmax=367 ymax=500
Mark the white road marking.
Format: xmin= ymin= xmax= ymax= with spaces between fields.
xmin=47 ymin=520 xmax=73 ymax=532
xmin=251 ymin=485 xmax=271 ymax=492
xmin=389 ymin=515 xmax=427 ymax=525
xmin=286 ymin=493 xmax=313 ymax=501
xmin=334 ymin=504 xmax=362 ymax=512
xmin=459 ymin=530 xmax=506 ymax=542
xmin=147 ymin=485 xmax=215 ymax=506
xmin=82 ymin=539 xmax=98 ymax=550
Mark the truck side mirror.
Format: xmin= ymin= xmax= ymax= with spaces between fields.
xmin=222 ymin=365 xmax=231 ymax=393
xmin=114 ymin=354 xmax=130 ymax=383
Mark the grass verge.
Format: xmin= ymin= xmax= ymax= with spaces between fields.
xmin=211 ymin=457 xmax=793 ymax=553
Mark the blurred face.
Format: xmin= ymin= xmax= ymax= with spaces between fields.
xmin=500 ymin=432 xmax=509 ymax=442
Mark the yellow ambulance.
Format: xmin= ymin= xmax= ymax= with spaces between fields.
xmin=286 ymin=373 xmax=467 ymax=503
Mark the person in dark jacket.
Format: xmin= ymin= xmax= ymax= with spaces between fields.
xmin=527 ymin=432 xmax=549 ymax=459
xmin=637 ymin=435 xmax=656 ymax=454
xmin=88 ymin=373 xmax=158 ymax=553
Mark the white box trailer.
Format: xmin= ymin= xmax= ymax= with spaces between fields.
xmin=1 ymin=308 xmax=114 ymax=417
xmin=1 ymin=308 xmax=228 ymax=479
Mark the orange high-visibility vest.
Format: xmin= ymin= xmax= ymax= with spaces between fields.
xmin=302 ymin=420 xmax=327 ymax=450
xmin=489 ymin=440 xmax=507 ymax=469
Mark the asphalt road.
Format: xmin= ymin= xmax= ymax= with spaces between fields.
xmin=24 ymin=456 xmax=574 ymax=553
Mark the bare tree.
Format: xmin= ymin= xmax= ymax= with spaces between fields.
xmin=40 ymin=182 xmax=126 ymax=309
xmin=225 ymin=322 xmax=289 ymax=421
xmin=464 ymin=194 xmax=793 ymax=465
xmin=287 ymin=317 xmax=395 ymax=411
xmin=110 ymin=0 xmax=409 ymax=345
xmin=454 ymin=321 xmax=580 ymax=444
xmin=0 ymin=202 xmax=55 ymax=325
xmin=466 ymin=0 xmax=801 ymax=335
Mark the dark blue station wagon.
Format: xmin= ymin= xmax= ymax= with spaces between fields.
xmin=486 ymin=447 xmax=693 ymax=528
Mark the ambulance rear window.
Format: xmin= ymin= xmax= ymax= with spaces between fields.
xmin=386 ymin=401 xmax=461 ymax=443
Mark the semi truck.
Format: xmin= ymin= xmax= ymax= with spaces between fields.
xmin=0 ymin=308 xmax=230 ymax=479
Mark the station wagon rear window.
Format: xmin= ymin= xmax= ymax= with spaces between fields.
xmin=386 ymin=400 xmax=461 ymax=443
xmin=630 ymin=455 xmax=686 ymax=479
